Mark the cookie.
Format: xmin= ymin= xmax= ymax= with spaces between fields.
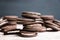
xmin=22 ymin=14 xmax=41 ymax=19
xmin=53 ymin=19 xmax=60 ymax=26
xmin=0 ymin=19 xmax=8 ymax=27
xmin=2 ymin=24 xmax=16 ymax=32
xmin=34 ymin=19 xmax=44 ymax=24
xmin=17 ymin=18 xmax=34 ymax=22
xmin=23 ymin=24 xmax=46 ymax=32
xmin=19 ymin=30 xmax=37 ymax=37
xmin=22 ymin=11 xmax=41 ymax=16
xmin=45 ymin=21 xmax=60 ymax=31
xmin=8 ymin=20 xmax=17 ymax=25
xmin=4 ymin=16 xmax=18 ymax=21
xmin=41 ymin=15 xmax=54 ymax=22
xmin=17 ymin=21 xmax=43 ymax=25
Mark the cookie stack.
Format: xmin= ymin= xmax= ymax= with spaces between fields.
xmin=0 ymin=11 xmax=60 ymax=37
xmin=17 ymin=11 xmax=46 ymax=37
xmin=17 ymin=18 xmax=38 ymax=37
xmin=42 ymin=15 xmax=60 ymax=31
xmin=21 ymin=11 xmax=46 ymax=32
xmin=41 ymin=15 xmax=54 ymax=31
xmin=2 ymin=16 xmax=18 ymax=32
xmin=0 ymin=17 xmax=8 ymax=28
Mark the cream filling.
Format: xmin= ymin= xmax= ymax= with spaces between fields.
xmin=35 ymin=19 xmax=43 ymax=21
xmin=0 ymin=21 xmax=8 ymax=26
xmin=47 ymin=28 xmax=52 ymax=30
xmin=28 ymin=12 xmax=41 ymax=15
xmin=21 ymin=33 xmax=35 ymax=35
xmin=35 ymin=21 xmax=42 ymax=22
xmin=7 ymin=30 xmax=20 ymax=33
xmin=16 ymin=24 xmax=24 ymax=30
xmin=0 ymin=18 xmax=3 ymax=21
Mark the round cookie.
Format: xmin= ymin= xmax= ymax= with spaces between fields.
xmin=19 ymin=30 xmax=37 ymax=37
xmin=23 ymin=24 xmax=46 ymax=32
xmin=17 ymin=18 xmax=34 ymax=22
xmin=22 ymin=11 xmax=41 ymax=16
xmin=17 ymin=21 xmax=43 ymax=25
xmin=22 ymin=14 xmax=41 ymax=19
xmin=8 ymin=21 xmax=17 ymax=25
xmin=2 ymin=24 xmax=16 ymax=32
xmin=41 ymin=15 xmax=54 ymax=22
xmin=4 ymin=16 xmax=18 ymax=21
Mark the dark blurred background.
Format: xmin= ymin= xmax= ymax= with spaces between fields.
xmin=0 ymin=0 xmax=60 ymax=20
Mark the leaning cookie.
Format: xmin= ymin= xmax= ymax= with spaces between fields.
xmin=23 ymin=24 xmax=46 ymax=32
xmin=0 ymin=19 xmax=8 ymax=27
xmin=22 ymin=14 xmax=41 ymax=19
xmin=22 ymin=11 xmax=41 ymax=16
xmin=19 ymin=30 xmax=37 ymax=37
xmin=53 ymin=19 xmax=60 ymax=26
xmin=45 ymin=21 xmax=60 ymax=31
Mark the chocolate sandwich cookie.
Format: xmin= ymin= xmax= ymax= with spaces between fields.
xmin=23 ymin=24 xmax=46 ymax=32
xmin=53 ymin=19 xmax=60 ymax=26
xmin=4 ymin=16 xmax=18 ymax=21
xmin=2 ymin=24 xmax=16 ymax=32
xmin=17 ymin=21 xmax=43 ymax=25
xmin=17 ymin=18 xmax=34 ymax=22
xmin=3 ymin=24 xmax=24 ymax=35
xmin=8 ymin=20 xmax=17 ymax=25
xmin=22 ymin=11 xmax=41 ymax=16
xmin=41 ymin=15 xmax=54 ymax=22
xmin=34 ymin=19 xmax=44 ymax=24
xmin=22 ymin=14 xmax=41 ymax=19
xmin=19 ymin=30 xmax=37 ymax=37
xmin=0 ymin=19 xmax=8 ymax=28
xmin=45 ymin=21 xmax=60 ymax=31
